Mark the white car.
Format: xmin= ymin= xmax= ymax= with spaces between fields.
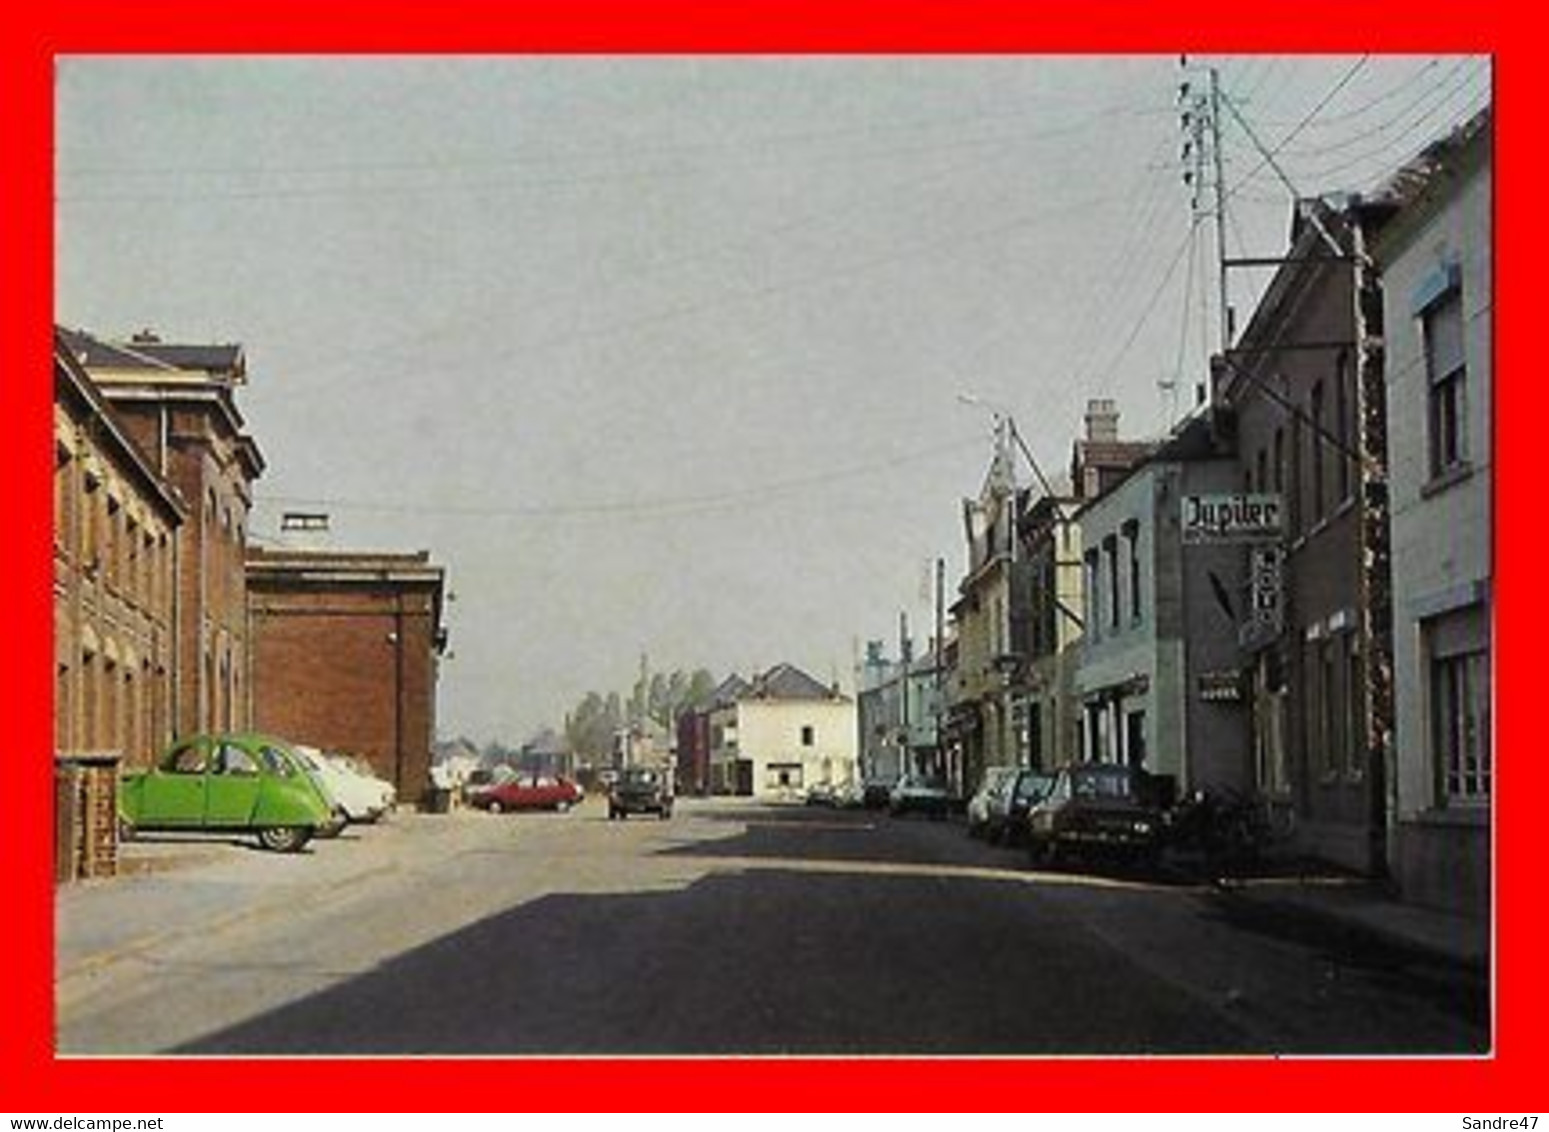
xmin=327 ymin=751 xmax=397 ymax=816
xmin=966 ymin=766 xmax=1019 ymax=838
xmin=293 ymin=745 xmax=392 ymax=824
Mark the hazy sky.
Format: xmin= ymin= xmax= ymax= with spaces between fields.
xmin=54 ymin=55 xmax=1491 ymax=744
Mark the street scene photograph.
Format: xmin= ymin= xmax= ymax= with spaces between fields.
xmin=51 ymin=53 xmax=1492 ymax=1059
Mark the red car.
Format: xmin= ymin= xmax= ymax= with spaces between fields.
xmin=472 ymin=774 xmax=584 ymax=814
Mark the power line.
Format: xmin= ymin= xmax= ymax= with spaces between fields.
xmin=257 ymin=434 xmax=986 ymax=525
xmin=1093 ymin=218 xmax=1201 ymax=391
xmin=1225 ymin=56 xmax=1371 ymax=202
xmin=58 ymin=100 xmax=1172 ymax=205
xmin=1276 ymin=57 xmax=1480 ymax=162
xmin=1249 ymin=57 xmax=1449 ymax=133
xmin=1294 ymin=63 xmax=1490 ymax=186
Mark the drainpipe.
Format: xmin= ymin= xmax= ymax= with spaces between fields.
xmin=393 ymin=598 xmax=406 ymax=800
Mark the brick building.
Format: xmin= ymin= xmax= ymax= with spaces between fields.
xmin=60 ymin=327 xmax=265 ymax=739
xmin=53 ymin=332 xmax=185 ymax=770
xmin=246 ymin=537 xmax=449 ymax=805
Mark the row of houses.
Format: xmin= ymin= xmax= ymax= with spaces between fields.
xmin=53 ymin=325 xmax=450 ymax=875
xmin=859 ymin=108 xmax=1491 ymax=926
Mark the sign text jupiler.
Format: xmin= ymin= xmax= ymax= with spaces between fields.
xmin=1181 ymin=493 xmax=1283 ymax=544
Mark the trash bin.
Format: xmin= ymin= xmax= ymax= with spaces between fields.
xmin=422 ymin=786 xmax=452 ymax=814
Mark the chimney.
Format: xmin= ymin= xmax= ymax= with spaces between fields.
xmin=279 ymin=511 xmax=331 ymax=551
xmin=1084 ymin=398 xmax=1120 ymax=443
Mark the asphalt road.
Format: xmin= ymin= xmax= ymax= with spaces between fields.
xmin=55 ymin=797 xmax=1489 ymax=1056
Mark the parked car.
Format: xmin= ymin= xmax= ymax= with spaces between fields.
xmin=804 ymin=782 xmax=836 ymax=807
xmin=804 ymin=780 xmax=864 ymax=809
xmin=1025 ymin=763 xmax=1164 ymax=868
xmin=608 ymin=766 xmax=673 ymax=820
xmin=328 ymin=751 xmax=397 ymax=816
xmin=292 ymin=744 xmax=390 ymax=825
xmin=470 ymin=774 xmax=584 ymax=814
xmin=966 ymin=766 xmax=1019 ymax=838
xmin=861 ymin=778 xmax=895 ymax=810
xmin=460 ymin=765 xmax=517 ymax=808
xmin=984 ymin=769 xmax=1056 ymax=846
xmin=830 ymin=780 xmax=865 ymax=809
xmin=888 ymin=775 xmax=951 ymax=819
xmin=117 ymin=733 xmax=337 ymax=853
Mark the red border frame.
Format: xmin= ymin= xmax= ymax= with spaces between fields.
xmin=6 ymin=0 xmax=1537 ymax=1112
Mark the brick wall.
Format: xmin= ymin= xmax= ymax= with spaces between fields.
xmin=248 ymin=564 xmax=442 ymax=804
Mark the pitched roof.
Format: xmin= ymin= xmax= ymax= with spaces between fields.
xmin=710 ymin=674 xmax=753 ymax=707
xmin=750 ymin=662 xmax=843 ymax=702
xmin=59 ymin=326 xmax=245 ymax=382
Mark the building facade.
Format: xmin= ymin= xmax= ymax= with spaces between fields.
xmin=61 ymin=327 xmax=265 ymax=740
xmin=707 ymin=664 xmax=857 ymax=800
xmin=1215 ymin=196 xmax=1397 ymax=876
xmin=245 ymin=537 xmax=449 ymax=805
xmin=1374 ymin=111 xmax=1492 ymax=921
xmin=945 ymin=429 xmax=1028 ymax=797
xmin=53 ymin=333 xmax=185 ymax=770
xmin=856 ymin=637 xmax=946 ymax=787
xmin=1073 ymin=417 xmax=1250 ymax=797
xmin=1019 ymin=491 xmax=1083 ymax=772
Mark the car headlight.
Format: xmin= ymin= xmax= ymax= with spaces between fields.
xmin=1133 ymin=820 xmax=1152 ymax=835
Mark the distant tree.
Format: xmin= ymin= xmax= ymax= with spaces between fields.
xmin=685 ymin=668 xmax=717 ymax=710
xmin=562 ymin=667 xmax=720 ymax=763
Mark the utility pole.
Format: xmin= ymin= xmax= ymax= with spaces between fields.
xmin=1179 ymin=57 xmax=1233 ymax=371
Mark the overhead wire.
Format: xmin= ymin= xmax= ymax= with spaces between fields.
xmin=1224 ymin=56 xmax=1371 ymax=203
xmin=1294 ymin=61 xmax=1491 ymax=186
xmin=1276 ymin=57 xmax=1481 ymax=163
xmin=256 ymin=432 xmax=988 ymax=526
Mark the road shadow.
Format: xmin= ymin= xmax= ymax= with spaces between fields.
xmin=150 ymin=860 xmax=1488 ymax=1058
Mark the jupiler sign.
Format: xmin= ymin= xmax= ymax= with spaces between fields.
xmin=1181 ymin=493 xmax=1283 ymax=544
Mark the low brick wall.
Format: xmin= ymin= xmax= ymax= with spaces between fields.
xmin=55 ymin=752 xmax=121 ymax=882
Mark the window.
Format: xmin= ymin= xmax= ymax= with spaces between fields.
xmin=1427 ymin=607 xmax=1490 ymax=804
xmin=1343 ymin=633 xmax=1364 ymax=779
xmin=1309 ymin=381 xmax=1326 ymax=525
xmin=1327 ymin=635 xmax=1347 ymax=780
xmin=1084 ymin=549 xmax=1101 ymax=641
xmin=766 ymin=763 xmax=803 ymax=790
xmin=259 ymin=745 xmax=296 ymax=777
xmin=1104 ymin=535 xmax=1120 ymax=630
xmin=105 ymin=495 xmax=122 ymax=589
xmin=1256 ymin=448 xmax=1268 ymax=498
xmin=800 ymin=725 xmax=815 ymax=747
xmin=55 ymin=443 xmax=72 ymax=550
xmin=1273 ymin=428 xmax=1285 ymax=494
xmin=215 ymin=743 xmax=260 ymax=776
xmin=1425 ymin=291 xmax=1468 ymax=478
xmin=1335 ymin=354 xmax=1353 ymax=503
xmin=1125 ymin=710 xmax=1147 ymax=769
xmin=1308 ymin=637 xmax=1335 ymax=777
xmin=1123 ymin=521 xmax=1142 ymax=624
xmin=166 ymin=741 xmax=209 ymax=775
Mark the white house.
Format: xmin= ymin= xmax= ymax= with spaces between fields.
xmin=708 ymin=663 xmax=858 ymax=800
xmin=1375 ymin=108 xmax=1491 ymax=923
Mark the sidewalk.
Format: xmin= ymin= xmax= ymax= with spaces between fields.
xmin=1212 ymin=873 xmax=1490 ymax=973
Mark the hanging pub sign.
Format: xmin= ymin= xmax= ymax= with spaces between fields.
xmin=1238 ymin=545 xmax=1285 ymax=650
xmin=1181 ymin=493 xmax=1284 ymax=544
